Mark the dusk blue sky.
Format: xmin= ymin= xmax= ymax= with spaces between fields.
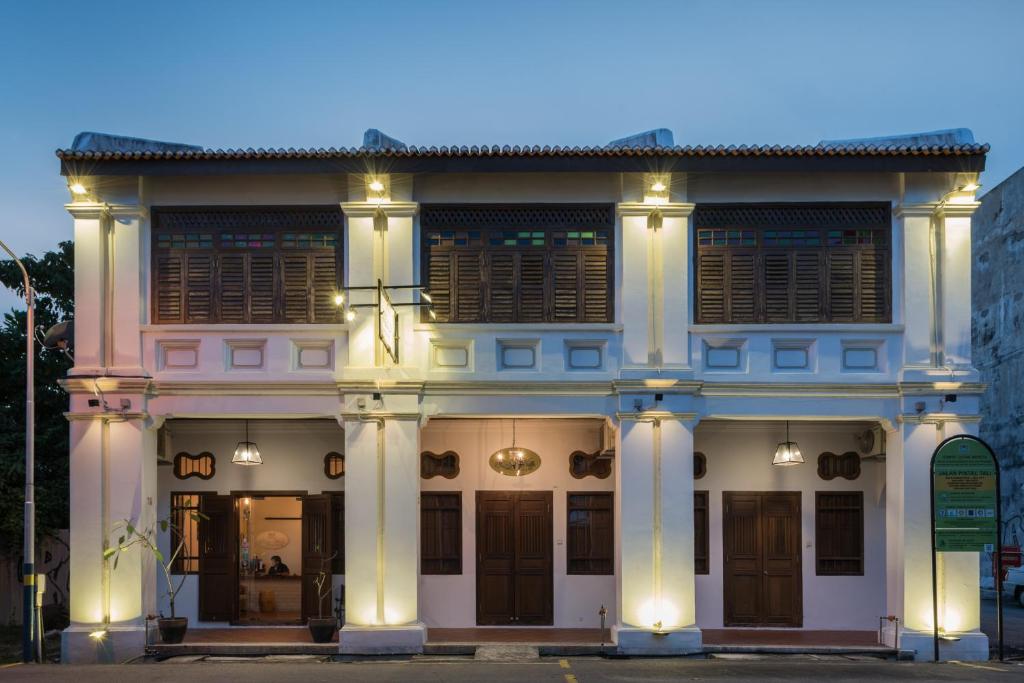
xmin=2 ymin=0 xmax=1022 ymax=309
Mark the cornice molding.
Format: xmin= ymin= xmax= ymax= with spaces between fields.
xmin=935 ymin=201 xmax=981 ymax=218
xmin=700 ymin=382 xmax=899 ymax=398
xmin=65 ymin=202 xmax=108 ymax=219
xmin=338 ymin=411 xmax=422 ymax=422
xmin=893 ymin=202 xmax=940 ymax=218
xmin=64 ymin=410 xmax=149 ymax=422
xmin=615 ymin=410 xmax=698 ymax=423
xmin=106 ymin=204 xmax=149 ymax=220
xmin=340 ymin=201 xmax=419 ymax=218
xmin=155 ymin=381 xmax=340 ymax=396
xmin=613 ymin=379 xmax=702 ymax=395
xmin=423 ymin=380 xmax=614 ymax=396
xmin=616 ymin=202 xmax=695 ymax=218
xmin=898 ymin=381 xmax=986 ymax=395
xmin=897 ymin=412 xmax=982 ymax=425
xmin=337 ymin=380 xmax=425 ymax=395
xmin=60 ymin=377 xmax=154 ymax=395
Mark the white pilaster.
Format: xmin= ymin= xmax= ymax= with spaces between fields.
xmin=68 ymin=203 xmax=108 ymax=375
xmin=62 ymin=408 xmax=158 ymax=664
xmin=895 ymin=205 xmax=937 ymax=370
xmin=108 ymin=206 xmax=148 ymax=375
xmin=339 ymin=396 xmax=424 ymax=654
xmin=613 ymin=413 xmax=701 ymax=654
xmin=938 ymin=205 xmax=979 ymax=368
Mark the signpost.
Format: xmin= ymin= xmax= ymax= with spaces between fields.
xmin=929 ymin=434 xmax=1003 ymax=661
xmin=377 ymin=279 xmax=399 ymax=363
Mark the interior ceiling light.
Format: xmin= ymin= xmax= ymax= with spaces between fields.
xmin=772 ymin=420 xmax=804 ymax=466
xmin=232 ymin=419 xmax=263 ymax=466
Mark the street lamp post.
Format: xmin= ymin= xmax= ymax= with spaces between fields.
xmin=0 ymin=239 xmax=35 ymax=663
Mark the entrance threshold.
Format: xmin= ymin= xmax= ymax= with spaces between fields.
xmin=149 ymin=626 xmax=337 ymax=658
xmin=702 ymin=629 xmax=903 ymax=659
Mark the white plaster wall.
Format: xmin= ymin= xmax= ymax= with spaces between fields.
xmin=156 ymin=419 xmax=345 ymax=624
xmin=418 ymin=418 xmax=616 ymax=628
xmin=693 ymin=421 xmax=887 ymax=631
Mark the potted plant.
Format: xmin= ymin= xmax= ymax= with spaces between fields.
xmin=308 ymin=552 xmax=338 ymax=643
xmin=104 ymin=511 xmax=205 ymax=644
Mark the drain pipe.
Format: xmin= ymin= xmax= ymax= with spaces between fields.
xmin=599 ymin=604 xmax=607 ymax=658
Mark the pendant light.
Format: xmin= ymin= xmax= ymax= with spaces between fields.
xmin=772 ymin=420 xmax=804 ymax=466
xmin=489 ymin=418 xmax=541 ymax=477
xmin=232 ymin=419 xmax=263 ymax=466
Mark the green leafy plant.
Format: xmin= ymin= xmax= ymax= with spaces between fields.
xmin=103 ymin=511 xmax=206 ymax=619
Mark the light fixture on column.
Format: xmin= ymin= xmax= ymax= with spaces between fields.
xmin=772 ymin=421 xmax=804 ymax=466
xmin=232 ymin=420 xmax=263 ymax=466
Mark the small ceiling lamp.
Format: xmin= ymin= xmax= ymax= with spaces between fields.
xmin=650 ymin=180 xmax=667 ymax=193
xmin=772 ymin=421 xmax=804 ymax=466
xmin=232 ymin=419 xmax=263 ymax=466
xmin=489 ymin=419 xmax=541 ymax=477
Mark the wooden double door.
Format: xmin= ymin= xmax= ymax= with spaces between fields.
xmin=196 ymin=493 xmax=343 ymax=624
xmin=723 ymin=492 xmax=803 ymax=627
xmin=476 ymin=491 xmax=553 ymax=625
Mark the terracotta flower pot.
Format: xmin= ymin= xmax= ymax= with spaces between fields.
xmin=307 ymin=617 xmax=336 ymax=643
xmin=158 ymin=616 xmax=188 ymax=644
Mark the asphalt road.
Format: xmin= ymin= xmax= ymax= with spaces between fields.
xmin=982 ymin=596 xmax=1024 ymax=652
xmin=1 ymin=657 xmax=1021 ymax=682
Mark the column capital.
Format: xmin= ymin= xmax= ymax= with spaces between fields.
xmin=616 ymin=410 xmax=699 ymax=424
xmin=617 ymin=202 xmax=695 ymax=218
xmin=65 ymin=202 xmax=108 ymax=219
xmin=935 ymin=201 xmax=981 ymax=218
xmin=107 ymin=204 xmax=149 ymax=220
xmin=894 ymin=201 xmax=981 ymax=219
xmin=341 ymin=201 xmax=419 ymax=218
xmin=338 ymin=411 xmax=422 ymax=424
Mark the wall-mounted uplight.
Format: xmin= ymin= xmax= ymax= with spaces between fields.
xmin=650 ymin=181 xmax=667 ymax=193
xmin=334 ymin=293 xmax=345 ymax=306
xmin=69 ymin=182 xmax=88 ymax=196
xmin=959 ymin=182 xmax=981 ymax=193
xmin=419 ymin=290 xmax=433 ymax=304
xmin=345 ymin=309 xmax=356 ymax=322
xmin=368 ymin=179 xmax=385 ymax=193
xmin=88 ymin=629 xmax=108 ymax=641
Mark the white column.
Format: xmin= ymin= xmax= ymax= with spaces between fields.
xmin=68 ymin=203 xmax=108 ymax=375
xmin=108 ymin=206 xmax=147 ymax=375
xmin=340 ymin=396 xmax=424 ymax=654
xmin=938 ymin=205 xmax=979 ymax=368
xmin=62 ymin=398 xmax=158 ymax=663
xmin=895 ymin=205 xmax=936 ymax=370
xmin=887 ymin=417 xmax=988 ymax=660
xmin=618 ymin=206 xmax=652 ymax=368
xmin=614 ymin=413 xmax=701 ymax=654
xmin=658 ymin=205 xmax=694 ymax=369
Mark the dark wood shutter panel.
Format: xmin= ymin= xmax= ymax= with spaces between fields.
xmin=794 ymin=251 xmax=823 ymax=322
xmin=155 ymin=255 xmax=183 ymax=323
xmin=421 ymin=492 xmax=462 ymax=575
xmin=311 ymin=253 xmax=338 ymax=323
xmin=763 ymin=252 xmax=792 ymax=322
xmin=428 ymin=252 xmax=452 ymax=322
xmin=454 ymin=252 xmax=482 ymax=321
xmin=582 ymin=251 xmax=609 ymax=322
xmin=518 ymin=253 xmax=546 ymax=322
xmin=566 ymin=493 xmax=613 ymax=575
xmin=694 ymin=491 xmax=709 ymax=575
xmin=249 ymin=254 xmax=276 ymax=322
xmin=488 ymin=253 xmax=516 ymax=322
xmin=697 ymin=253 xmax=726 ymax=323
xmin=728 ymin=253 xmax=756 ymax=322
xmin=198 ymin=494 xmax=236 ymax=622
xmin=815 ymin=492 xmax=864 ymax=575
xmin=859 ymin=252 xmax=888 ymax=321
xmin=282 ymin=254 xmax=311 ymax=323
xmin=301 ymin=495 xmax=333 ymax=621
xmin=552 ymin=252 xmax=581 ymax=321
xmin=218 ymin=254 xmax=246 ymax=323
xmin=828 ymin=252 xmax=856 ymax=321
xmin=184 ymin=254 xmax=214 ymax=323
xmin=331 ymin=493 xmax=345 ymax=574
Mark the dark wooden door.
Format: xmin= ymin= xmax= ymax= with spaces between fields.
xmin=476 ymin=491 xmax=552 ymax=625
xmin=301 ymin=495 xmax=333 ymax=622
xmin=723 ymin=492 xmax=802 ymax=627
xmin=198 ymin=494 xmax=237 ymax=621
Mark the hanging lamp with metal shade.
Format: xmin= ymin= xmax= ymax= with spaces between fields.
xmin=772 ymin=420 xmax=804 ymax=466
xmin=232 ymin=419 xmax=263 ymax=466
xmin=489 ymin=418 xmax=541 ymax=477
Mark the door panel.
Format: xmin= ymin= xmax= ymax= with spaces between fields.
xmin=301 ymin=495 xmax=333 ymax=622
xmin=198 ymin=494 xmax=237 ymax=621
xmin=476 ymin=491 xmax=552 ymax=625
xmin=723 ymin=492 xmax=801 ymax=627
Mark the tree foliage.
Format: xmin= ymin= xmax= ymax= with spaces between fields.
xmin=0 ymin=241 xmax=73 ymax=555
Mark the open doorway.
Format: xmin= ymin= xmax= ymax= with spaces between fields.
xmin=238 ymin=495 xmax=303 ymax=625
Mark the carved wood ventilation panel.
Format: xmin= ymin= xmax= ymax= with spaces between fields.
xmin=694 ymin=452 xmax=707 ymax=479
xmin=324 ymin=452 xmax=345 ymax=479
xmin=569 ymin=450 xmax=613 ymax=479
xmin=817 ymin=451 xmax=861 ymax=480
xmin=173 ymin=452 xmax=215 ymax=480
xmin=421 ymin=451 xmax=460 ymax=479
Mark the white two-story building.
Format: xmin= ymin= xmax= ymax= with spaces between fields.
xmin=56 ymin=127 xmax=990 ymax=662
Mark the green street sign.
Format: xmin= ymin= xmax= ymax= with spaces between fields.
xmin=932 ymin=436 xmax=998 ymax=553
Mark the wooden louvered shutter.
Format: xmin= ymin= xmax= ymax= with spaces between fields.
xmin=282 ymin=254 xmax=311 ymax=323
xmin=488 ymin=252 xmax=515 ymax=322
xmin=859 ymin=252 xmax=888 ymax=322
xmin=218 ymin=254 xmax=246 ymax=323
xmin=518 ymin=252 xmax=546 ymax=322
xmin=763 ymin=252 xmax=792 ymax=322
xmin=552 ymin=252 xmax=581 ymax=321
xmin=301 ymin=495 xmax=332 ymax=621
xmin=155 ymin=255 xmax=183 ymax=323
xmin=582 ymin=251 xmax=609 ymax=322
xmin=454 ymin=252 xmax=482 ymax=322
xmin=311 ymin=253 xmax=338 ymax=323
xmin=728 ymin=253 xmax=756 ymax=323
xmin=198 ymin=494 xmax=236 ymax=621
xmin=184 ymin=253 xmax=215 ymax=323
xmin=428 ymin=252 xmax=453 ymax=322
xmin=249 ymin=254 xmax=276 ymax=323
xmin=815 ymin=492 xmax=864 ymax=575
xmin=794 ymin=251 xmax=823 ymax=322
xmin=694 ymin=491 xmax=709 ymax=575
xmin=331 ymin=493 xmax=345 ymax=574
xmin=828 ymin=252 xmax=856 ymax=322
xmin=696 ymin=253 xmax=725 ymax=323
